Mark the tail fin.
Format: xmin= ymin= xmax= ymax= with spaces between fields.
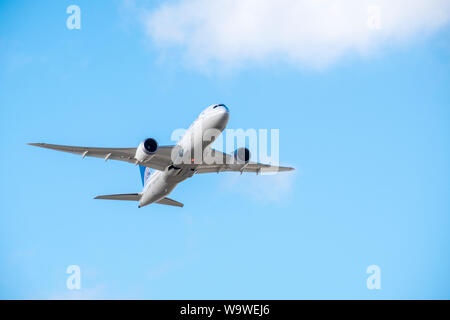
xmin=139 ymin=165 xmax=151 ymax=186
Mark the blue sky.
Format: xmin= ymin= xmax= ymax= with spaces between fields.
xmin=1 ymin=0 xmax=449 ymax=299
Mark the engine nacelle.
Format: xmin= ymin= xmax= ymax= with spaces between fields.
xmin=233 ymin=147 xmax=251 ymax=164
xmin=135 ymin=138 xmax=159 ymax=162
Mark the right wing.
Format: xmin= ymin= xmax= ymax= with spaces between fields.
xmin=28 ymin=143 xmax=175 ymax=171
xmin=196 ymin=149 xmax=294 ymax=174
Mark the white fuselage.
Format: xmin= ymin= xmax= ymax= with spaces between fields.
xmin=139 ymin=104 xmax=229 ymax=208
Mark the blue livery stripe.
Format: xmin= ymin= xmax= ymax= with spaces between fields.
xmin=139 ymin=165 xmax=146 ymax=186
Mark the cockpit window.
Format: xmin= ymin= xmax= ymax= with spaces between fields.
xmin=213 ymin=104 xmax=228 ymax=110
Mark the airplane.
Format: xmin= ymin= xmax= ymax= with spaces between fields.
xmin=29 ymin=104 xmax=294 ymax=208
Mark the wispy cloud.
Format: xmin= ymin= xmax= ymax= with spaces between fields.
xmin=143 ymin=0 xmax=450 ymax=70
xmin=222 ymin=170 xmax=296 ymax=203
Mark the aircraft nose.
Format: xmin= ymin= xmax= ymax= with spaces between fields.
xmin=217 ymin=105 xmax=229 ymax=121
xmin=216 ymin=104 xmax=229 ymax=113
xmin=210 ymin=104 xmax=229 ymax=130
xmin=214 ymin=104 xmax=229 ymax=122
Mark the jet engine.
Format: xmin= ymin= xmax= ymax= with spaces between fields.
xmin=233 ymin=147 xmax=251 ymax=164
xmin=135 ymin=138 xmax=158 ymax=162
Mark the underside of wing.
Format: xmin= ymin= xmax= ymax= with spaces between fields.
xmin=28 ymin=143 xmax=293 ymax=174
xmin=195 ymin=149 xmax=294 ymax=174
xmin=195 ymin=163 xmax=294 ymax=174
xmin=28 ymin=143 xmax=174 ymax=171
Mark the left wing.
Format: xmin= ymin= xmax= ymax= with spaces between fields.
xmin=28 ymin=143 xmax=175 ymax=171
xmin=195 ymin=149 xmax=294 ymax=174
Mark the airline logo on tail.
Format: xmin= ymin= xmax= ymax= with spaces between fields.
xmin=139 ymin=165 xmax=151 ymax=186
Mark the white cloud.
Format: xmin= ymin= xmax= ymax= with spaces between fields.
xmin=222 ymin=170 xmax=296 ymax=203
xmin=144 ymin=0 xmax=450 ymax=70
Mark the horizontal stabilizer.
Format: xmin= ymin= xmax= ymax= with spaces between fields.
xmin=94 ymin=193 xmax=141 ymax=201
xmin=156 ymin=197 xmax=184 ymax=207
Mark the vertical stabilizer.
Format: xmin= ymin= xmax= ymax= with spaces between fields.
xmin=139 ymin=165 xmax=151 ymax=186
